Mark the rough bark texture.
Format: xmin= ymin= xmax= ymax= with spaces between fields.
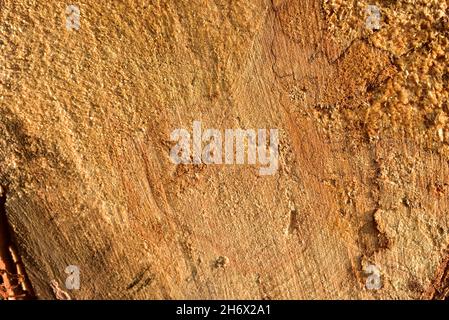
xmin=1 ymin=0 xmax=449 ymax=299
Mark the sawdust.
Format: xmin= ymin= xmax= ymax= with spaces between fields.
xmin=323 ymin=0 xmax=449 ymax=149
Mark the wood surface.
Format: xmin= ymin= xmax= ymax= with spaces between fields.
xmin=1 ymin=0 xmax=449 ymax=299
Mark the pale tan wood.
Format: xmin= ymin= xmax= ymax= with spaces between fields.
xmin=1 ymin=0 xmax=448 ymax=300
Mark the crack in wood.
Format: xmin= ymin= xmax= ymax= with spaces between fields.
xmin=422 ymin=249 xmax=449 ymax=300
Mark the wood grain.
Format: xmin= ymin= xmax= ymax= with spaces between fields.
xmin=1 ymin=0 xmax=448 ymax=299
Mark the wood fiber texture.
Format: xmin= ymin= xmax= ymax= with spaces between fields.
xmin=1 ymin=0 xmax=449 ymax=299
